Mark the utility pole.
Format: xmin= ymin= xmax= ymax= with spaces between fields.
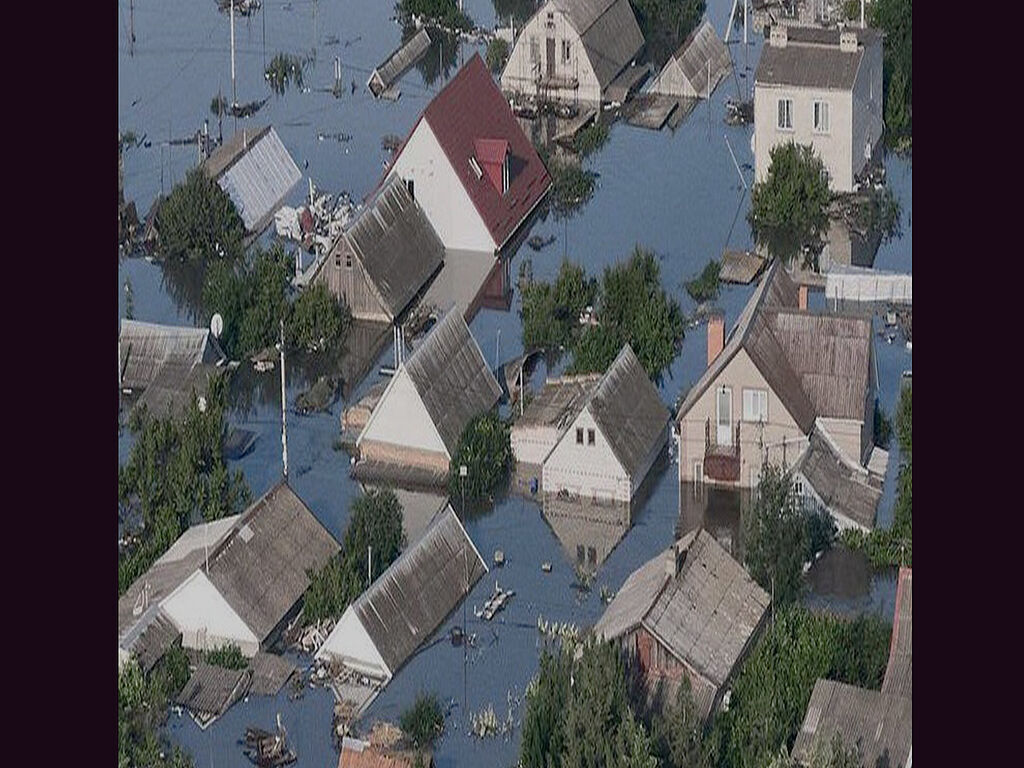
xmin=130 ymin=0 xmax=136 ymax=57
xmin=459 ymin=464 xmax=468 ymax=718
xmin=495 ymin=329 xmax=501 ymax=371
xmin=368 ymin=545 xmax=372 ymax=587
xmin=230 ymin=0 xmax=238 ymax=132
xmin=280 ymin=319 xmax=289 ymax=478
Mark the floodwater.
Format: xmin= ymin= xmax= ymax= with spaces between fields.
xmin=118 ymin=0 xmax=911 ymax=765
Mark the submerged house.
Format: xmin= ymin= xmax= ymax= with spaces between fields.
xmin=317 ymin=506 xmax=487 ymax=690
xmin=202 ymin=125 xmax=302 ymax=235
xmin=159 ymin=482 xmax=339 ymax=657
xmin=513 ymin=344 xmax=669 ymax=507
xmin=753 ymin=25 xmax=883 ymax=192
xmin=313 ymin=175 xmax=444 ymax=324
xmin=500 ymin=0 xmax=645 ymax=106
xmin=647 ymin=20 xmax=732 ymax=101
xmin=791 ymin=568 xmax=912 ymax=766
xmin=384 ymin=54 xmax=551 ymax=255
xmin=354 ymin=308 xmax=502 ymax=483
xmin=675 ymin=263 xmax=886 ymax=528
xmin=594 ymin=529 xmax=770 ymax=721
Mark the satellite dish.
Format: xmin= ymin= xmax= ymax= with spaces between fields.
xmin=210 ymin=313 xmax=224 ymax=339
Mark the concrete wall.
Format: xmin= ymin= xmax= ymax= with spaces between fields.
xmin=500 ymin=4 xmax=603 ymax=105
xmin=358 ymin=368 xmax=449 ymax=458
xmin=388 ymin=121 xmax=496 ymax=253
xmin=543 ymin=407 xmax=631 ymax=502
xmin=850 ymin=37 xmax=884 ymax=180
xmin=161 ymin=570 xmax=260 ymax=657
xmin=755 ymin=82 xmax=854 ymax=191
xmin=678 ymin=348 xmax=806 ymax=489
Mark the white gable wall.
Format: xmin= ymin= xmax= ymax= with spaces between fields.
xmin=161 ymin=570 xmax=260 ymax=657
xmin=543 ymin=406 xmax=630 ymax=503
xmin=316 ymin=604 xmax=392 ymax=681
xmin=511 ymin=424 xmax=561 ymax=466
xmin=357 ymin=367 xmax=449 ymax=457
xmin=388 ymin=121 xmax=497 ymax=253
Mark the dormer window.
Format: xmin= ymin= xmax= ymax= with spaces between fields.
xmin=472 ymin=138 xmax=511 ymax=195
xmin=469 ymin=156 xmax=483 ymax=179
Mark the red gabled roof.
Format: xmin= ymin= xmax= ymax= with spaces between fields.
xmin=420 ymin=54 xmax=551 ymax=249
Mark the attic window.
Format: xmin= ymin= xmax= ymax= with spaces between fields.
xmin=406 ymin=178 xmax=414 ymax=199
xmin=469 ymin=156 xmax=483 ymax=179
xmin=587 ymin=429 xmax=595 ymax=446
xmin=576 ymin=427 xmax=584 ymax=444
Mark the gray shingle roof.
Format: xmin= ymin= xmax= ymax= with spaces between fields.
xmin=206 ymin=482 xmax=340 ymax=643
xmin=249 ymin=652 xmax=297 ymax=696
xmin=176 ymin=662 xmax=251 ymax=718
xmin=755 ymin=27 xmax=881 ymax=91
xmin=672 ymin=21 xmax=732 ymax=95
xmin=119 ymin=319 xmax=224 ymax=391
xmin=882 ymin=568 xmax=912 ymax=699
xmin=343 ymin=176 xmax=444 ymax=318
xmin=517 ymin=374 xmax=602 ymax=430
xmin=588 ymin=344 xmax=670 ymax=478
xmin=552 ymin=0 xmax=645 ymax=91
xmin=119 ymin=606 xmax=181 ymax=674
xmin=796 ymin=431 xmax=882 ymax=529
xmin=404 ymin=309 xmax=503 ymax=454
xmin=350 ymin=506 xmax=487 ymax=675
xmin=791 ymin=679 xmax=912 ymax=768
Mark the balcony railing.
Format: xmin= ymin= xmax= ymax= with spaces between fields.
xmin=704 ymin=419 xmax=741 ymax=482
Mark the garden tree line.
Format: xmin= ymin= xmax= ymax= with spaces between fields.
xmin=842 ymin=385 xmax=912 ymax=567
xmin=448 ymin=411 xmax=514 ymax=504
xmin=302 ymin=488 xmax=406 ymax=625
xmin=870 ymin=0 xmax=912 ymax=151
xmin=118 ymin=645 xmax=194 ymax=768
xmin=536 ymin=143 xmax=598 ymax=218
xmin=630 ymin=0 xmax=707 ymax=68
xmin=521 ymin=248 xmax=685 ymax=380
xmin=118 ymin=376 xmax=250 ymax=596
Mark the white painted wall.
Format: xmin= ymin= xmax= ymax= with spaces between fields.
xmin=358 ymin=367 xmax=449 ymax=457
xmin=817 ymin=417 xmax=867 ymax=469
xmin=388 ymin=121 xmax=497 ymax=253
xmin=316 ymin=605 xmax=392 ymax=681
xmin=511 ymin=423 xmax=561 ymax=465
xmin=161 ymin=570 xmax=260 ymax=656
xmin=543 ymin=407 xmax=631 ymax=502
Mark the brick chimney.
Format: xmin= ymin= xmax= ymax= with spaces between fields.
xmin=798 ymin=285 xmax=808 ymax=311
xmin=707 ymin=311 xmax=725 ymax=367
xmin=770 ymin=25 xmax=788 ymax=48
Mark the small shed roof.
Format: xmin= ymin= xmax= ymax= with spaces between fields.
xmin=119 ymin=606 xmax=181 ymax=674
xmin=134 ymin=363 xmax=221 ymax=419
xmin=119 ymin=319 xmax=223 ymax=392
xmin=791 ymin=679 xmax=912 ymax=768
xmin=669 ymin=21 xmax=732 ymax=95
xmin=587 ymin=344 xmax=669 ymax=479
xmin=796 ymin=431 xmax=882 ymax=529
xmin=205 ymin=126 xmax=301 ymax=233
xmin=327 ymin=506 xmax=487 ymax=675
xmin=176 ymin=662 xmax=251 ymax=719
xmin=882 ymin=567 xmax=912 ymax=699
xmin=755 ymin=26 xmax=881 ymax=91
xmin=515 ymin=374 xmax=602 ymax=431
xmin=340 ymin=175 xmax=444 ymax=318
xmin=403 ymin=308 xmax=503 ymax=454
xmin=205 ymin=482 xmax=339 ymax=643
xmin=553 ymin=0 xmax=645 ymax=91
xmin=339 ymin=738 xmax=429 ymax=768
xmin=249 ymin=652 xmax=297 ymax=696
xmin=369 ymin=28 xmax=432 ymax=96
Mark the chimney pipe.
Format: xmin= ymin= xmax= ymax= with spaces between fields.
xmin=664 ymin=548 xmax=677 ymax=579
xmin=798 ymin=285 xmax=808 ymax=311
xmin=707 ymin=311 xmax=725 ymax=367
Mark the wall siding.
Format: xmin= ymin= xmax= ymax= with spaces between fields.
xmin=317 ymin=239 xmax=391 ymax=322
xmin=817 ymin=417 xmax=866 ymax=468
xmin=359 ymin=368 xmax=449 ymax=457
xmin=543 ymin=407 xmax=630 ymax=502
xmin=510 ymin=423 xmax=561 ymax=466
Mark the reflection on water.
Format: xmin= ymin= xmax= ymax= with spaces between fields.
xmin=803 ymin=545 xmax=898 ymax=620
xmin=678 ymin=481 xmax=748 ymax=562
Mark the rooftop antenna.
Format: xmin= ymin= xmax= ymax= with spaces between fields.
xmin=279 ymin=319 xmax=289 ymax=478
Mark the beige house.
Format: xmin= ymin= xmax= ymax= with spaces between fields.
xmin=754 ymin=25 xmax=883 ymax=192
xmin=675 ymin=263 xmax=883 ymax=526
xmin=500 ymin=0 xmax=644 ymax=106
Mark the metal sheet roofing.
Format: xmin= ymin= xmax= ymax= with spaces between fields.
xmin=341 ymin=175 xmax=445 ymax=318
xmin=119 ymin=606 xmax=181 ymax=674
xmin=791 ymin=679 xmax=912 ymax=768
xmin=755 ymin=27 xmax=881 ymax=91
xmin=882 ymin=567 xmax=912 ymax=699
xmin=415 ymin=54 xmax=551 ymax=249
xmin=587 ymin=345 xmax=670 ymax=479
xmin=349 ymin=506 xmax=487 ymax=675
xmin=796 ymin=431 xmax=882 ymax=529
xmin=403 ymin=308 xmax=503 ymax=454
xmin=249 ymin=651 xmax=297 ymax=696
xmin=211 ymin=126 xmax=301 ymax=233
xmin=369 ymin=28 xmax=432 ymax=96
xmin=205 ymin=482 xmax=340 ymax=643
xmin=119 ymin=319 xmax=223 ymax=391
xmin=665 ymin=20 xmax=732 ymax=96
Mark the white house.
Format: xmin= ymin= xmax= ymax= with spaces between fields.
xmin=384 ymin=54 xmax=551 ymax=255
xmin=648 ymin=20 xmax=732 ymax=101
xmin=501 ymin=0 xmax=644 ymax=106
xmin=355 ymin=308 xmax=502 ymax=479
xmin=159 ymin=482 xmax=339 ymax=657
xmin=753 ymin=25 xmax=883 ymax=192
xmin=317 ymin=506 xmax=487 ymax=684
xmin=536 ymin=344 xmax=669 ymax=505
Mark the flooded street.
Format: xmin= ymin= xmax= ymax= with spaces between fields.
xmin=118 ymin=1 xmax=911 ymax=765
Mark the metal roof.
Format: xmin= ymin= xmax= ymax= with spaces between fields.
xmin=664 ymin=20 xmax=732 ymax=96
xmin=755 ymin=26 xmax=881 ymax=91
xmin=341 ymin=176 xmax=444 ymax=318
xmin=209 ymin=126 xmax=301 ymax=233
xmin=587 ymin=344 xmax=670 ymax=479
xmin=791 ymin=679 xmax=912 ymax=768
xmin=882 ymin=568 xmax=912 ymax=699
xmin=796 ymin=431 xmax=882 ymax=529
xmin=249 ymin=651 xmax=297 ymax=696
xmin=119 ymin=606 xmax=181 ymax=674
xmin=119 ymin=319 xmax=223 ymax=392
xmin=349 ymin=506 xmax=487 ymax=675
xmin=205 ymin=482 xmax=340 ymax=643
xmin=403 ymin=308 xmax=503 ymax=454
xmin=369 ymin=28 xmax=432 ymax=97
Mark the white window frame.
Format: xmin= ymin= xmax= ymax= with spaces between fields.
xmin=562 ymin=39 xmax=571 ymax=63
xmin=777 ymin=98 xmax=793 ymax=131
xmin=742 ymin=388 xmax=768 ymax=423
xmin=813 ymin=100 xmax=830 ymax=134
xmin=717 ymin=386 xmax=733 ymax=446
xmin=693 ymin=461 xmax=704 ymax=497
xmin=469 ymin=156 xmax=483 ymax=179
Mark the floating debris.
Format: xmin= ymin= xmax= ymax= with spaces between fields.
xmin=381 ymin=134 xmax=403 ymax=153
xmin=217 ymin=0 xmax=261 ymax=16
xmin=470 ymin=703 xmax=499 ymax=739
xmin=265 ymin=53 xmax=308 ymax=95
xmin=295 ymin=376 xmax=339 ymax=414
xmin=493 ymin=549 xmax=505 ymax=567
xmin=725 ymin=99 xmax=753 ymax=126
xmin=241 ymin=714 xmax=296 ymax=767
xmin=368 ymin=28 xmax=432 ymax=99
xmin=599 ymin=585 xmax=615 ymax=604
xmin=540 ymin=562 xmax=552 ymax=573
xmin=537 ymin=616 xmax=580 ymax=644
xmin=231 ymin=99 xmax=269 ymax=119
xmin=317 ymin=131 xmax=352 ymax=143
xmin=224 ymin=427 xmax=258 ymax=460
xmin=278 ymin=179 xmax=357 ymax=264
xmin=527 ymin=234 xmax=556 ymax=251
xmin=475 ymin=581 xmax=514 ymax=621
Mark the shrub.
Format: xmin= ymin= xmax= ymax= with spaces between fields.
xmin=156 ymin=168 xmax=245 ymax=262
xmin=205 ymin=643 xmax=247 ymax=670
xmin=448 ymin=411 xmax=513 ymax=503
xmin=685 ymin=260 xmax=721 ymax=302
xmin=400 ymin=692 xmax=445 ymax=748
xmin=289 ymin=283 xmax=349 ymax=353
xmin=486 ymin=37 xmax=509 ymax=73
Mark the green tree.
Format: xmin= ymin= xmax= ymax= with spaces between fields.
xmin=204 ymin=643 xmax=247 ymax=670
xmin=156 ymin=168 xmax=245 ymax=262
xmin=118 ymin=645 xmax=196 ymax=768
xmin=448 ymin=411 xmax=513 ymax=502
xmin=630 ymin=0 xmax=706 ymax=67
xmin=397 ymin=0 xmax=473 ymax=30
xmin=650 ymin=678 xmax=703 ymax=768
xmin=289 ymin=283 xmax=349 ymax=353
xmin=871 ymin=0 xmax=912 ymax=150
xmin=685 ymin=260 xmax=721 ymax=303
xmin=520 ymin=650 xmax=572 ymax=768
xmin=521 ymin=259 xmax=597 ymax=352
xmin=400 ymin=692 xmax=445 ymax=748
xmin=749 ymin=143 xmax=832 ymax=261
xmin=743 ymin=463 xmax=809 ymax=606
xmin=486 ymin=37 xmax=510 ymax=73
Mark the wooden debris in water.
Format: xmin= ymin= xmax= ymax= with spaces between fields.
xmin=720 ymin=250 xmax=767 ymax=284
